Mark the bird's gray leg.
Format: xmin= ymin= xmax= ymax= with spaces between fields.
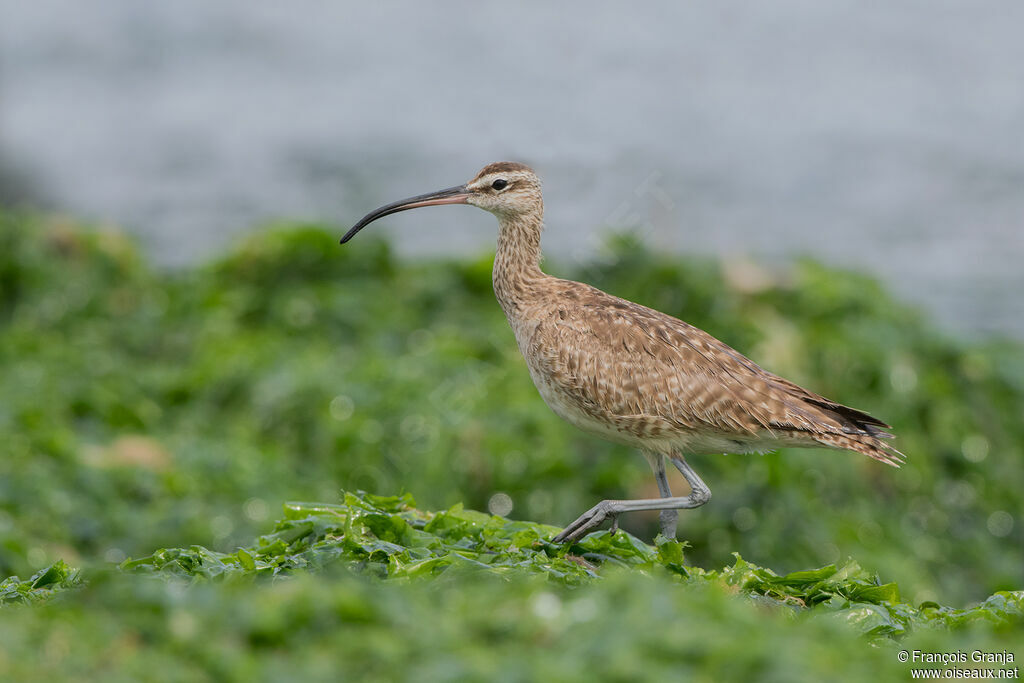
xmin=611 ymin=452 xmax=674 ymax=536
xmin=668 ymin=454 xmax=712 ymax=509
xmin=649 ymin=453 xmax=678 ymax=539
xmin=552 ymin=454 xmax=711 ymax=544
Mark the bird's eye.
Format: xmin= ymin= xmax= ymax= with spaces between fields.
xmin=491 ymin=179 xmax=508 ymax=191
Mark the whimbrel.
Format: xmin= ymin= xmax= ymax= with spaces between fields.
xmin=341 ymin=162 xmax=901 ymax=544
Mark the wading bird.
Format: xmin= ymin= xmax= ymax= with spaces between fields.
xmin=340 ymin=162 xmax=901 ymax=543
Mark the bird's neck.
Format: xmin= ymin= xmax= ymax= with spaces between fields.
xmin=493 ymin=210 xmax=546 ymax=314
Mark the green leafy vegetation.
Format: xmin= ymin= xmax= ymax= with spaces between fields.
xmin=1 ymin=491 xmax=1021 ymax=681
xmin=120 ymin=491 xmax=1023 ymax=640
xmin=0 ymin=212 xmax=1021 ymax=679
xmin=0 ymin=560 xmax=80 ymax=606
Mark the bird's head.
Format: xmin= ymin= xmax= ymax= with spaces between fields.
xmin=340 ymin=161 xmax=541 ymax=244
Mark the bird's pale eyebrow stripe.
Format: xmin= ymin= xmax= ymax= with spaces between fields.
xmin=473 ymin=161 xmax=534 ymax=179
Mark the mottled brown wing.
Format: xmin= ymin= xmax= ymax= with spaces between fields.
xmin=527 ymin=284 xmax=884 ymax=442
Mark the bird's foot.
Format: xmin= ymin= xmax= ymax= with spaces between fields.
xmin=552 ymin=500 xmax=623 ymax=544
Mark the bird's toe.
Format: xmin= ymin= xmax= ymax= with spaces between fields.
xmin=553 ymin=500 xmax=617 ymax=544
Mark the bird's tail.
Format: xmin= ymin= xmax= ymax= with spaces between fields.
xmin=813 ymin=431 xmax=905 ymax=468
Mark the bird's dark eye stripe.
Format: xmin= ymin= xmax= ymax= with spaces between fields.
xmin=491 ymin=179 xmax=508 ymax=190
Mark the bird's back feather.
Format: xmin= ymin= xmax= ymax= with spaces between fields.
xmin=522 ymin=278 xmax=903 ymax=466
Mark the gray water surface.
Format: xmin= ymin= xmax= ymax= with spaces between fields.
xmin=2 ymin=2 xmax=1022 ymax=337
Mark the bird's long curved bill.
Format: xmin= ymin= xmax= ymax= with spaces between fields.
xmin=340 ymin=185 xmax=470 ymax=244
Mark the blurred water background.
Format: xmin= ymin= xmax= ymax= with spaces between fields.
xmin=1 ymin=1 xmax=1022 ymax=337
